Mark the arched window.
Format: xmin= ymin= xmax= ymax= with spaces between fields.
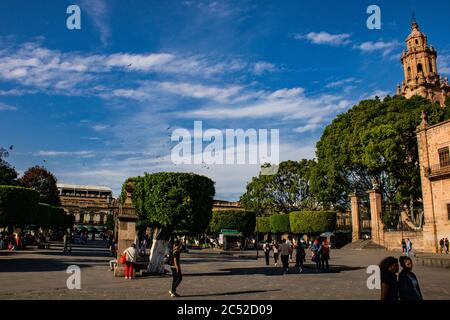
xmin=415 ymin=39 xmax=419 ymax=45
xmin=429 ymin=59 xmax=433 ymax=73
xmin=417 ymin=63 xmax=423 ymax=73
xmin=407 ymin=66 xmax=412 ymax=79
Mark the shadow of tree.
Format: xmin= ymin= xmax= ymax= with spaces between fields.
xmin=180 ymin=289 xmax=281 ymax=298
xmin=0 ymin=258 xmax=94 ymax=272
xmin=183 ymin=265 xmax=364 ymax=277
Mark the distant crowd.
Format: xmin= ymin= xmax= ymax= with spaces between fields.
xmin=262 ymin=237 xmax=331 ymax=273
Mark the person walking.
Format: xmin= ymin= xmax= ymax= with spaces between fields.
xmin=439 ymin=238 xmax=445 ymax=254
xmin=280 ymin=239 xmax=290 ymax=274
xmin=122 ymin=243 xmax=137 ymax=279
xmin=272 ymin=240 xmax=280 ymax=267
xmin=263 ymin=241 xmax=271 ymax=266
xmin=286 ymin=237 xmax=293 ymax=262
xmin=169 ymin=239 xmax=183 ymax=297
xmin=402 ymin=238 xmax=407 ymax=254
xmin=294 ymin=239 xmax=306 ymax=273
xmin=321 ymin=239 xmax=330 ymax=271
xmin=405 ymin=238 xmax=413 ymax=257
xmin=445 ymin=238 xmax=449 ymax=254
xmin=62 ymin=232 xmax=71 ymax=254
xmin=311 ymin=239 xmax=322 ymax=272
xmin=398 ymin=256 xmax=423 ymax=300
xmin=379 ymin=256 xmax=399 ymax=301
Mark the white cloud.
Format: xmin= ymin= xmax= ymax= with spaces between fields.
xmin=253 ymin=61 xmax=277 ymax=75
xmin=295 ymin=32 xmax=352 ymax=46
xmin=183 ymin=86 xmax=352 ymax=122
xmin=79 ymin=0 xmax=110 ymax=46
xmin=438 ymin=53 xmax=450 ymax=75
xmin=326 ymin=77 xmax=360 ymax=88
xmin=0 ymin=102 xmax=17 ymax=111
xmin=92 ymin=124 xmax=109 ymax=131
xmin=354 ymin=40 xmax=400 ymax=57
xmin=36 ymin=150 xmax=95 ymax=158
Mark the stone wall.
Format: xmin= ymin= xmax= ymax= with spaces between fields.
xmin=383 ymin=230 xmax=424 ymax=252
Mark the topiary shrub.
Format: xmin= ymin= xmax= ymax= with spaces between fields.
xmin=0 ymin=185 xmax=39 ymax=227
xmin=209 ymin=210 xmax=256 ymax=236
xmin=289 ymin=210 xmax=336 ymax=235
xmin=270 ymin=214 xmax=291 ymax=234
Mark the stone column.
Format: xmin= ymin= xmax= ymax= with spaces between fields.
xmin=350 ymin=193 xmax=360 ymax=242
xmin=114 ymin=182 xmax=138 ymax=277
xmin=416 ymin=118 xmax=439 ymax=253
xmin=368 ymin=188 xmax=384 ymax=246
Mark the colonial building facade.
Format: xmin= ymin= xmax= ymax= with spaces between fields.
xmin=397 ymin=18 xmax=450 ymax=106
xmin=57 ymin=183 xmax=115 ymax=225
xmin=417 ymin=114 xmax=450 ymax=252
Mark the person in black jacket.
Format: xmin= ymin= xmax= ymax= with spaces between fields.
xmin=379 ymin=256 xmax=399 ymax=301
xmin=398 ymin=256 xmax=423 ymax=300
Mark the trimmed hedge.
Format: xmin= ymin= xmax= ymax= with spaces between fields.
xmin=270 ymin=214 xmax=291 ymax=233
xmin=36 ymin=203 xmax=52 ymax=228
xmin=256 ymin=217 xmax=270 ymax=233
xmin=36 ymin=203 xmax=74 ymax=229
xmin=0 ymin=185 xmax=39 ymax=227
xmin=209 ymin=210 xmax=256 ymax=236
xmin=289 ymin=210 xmax=336 ymax=234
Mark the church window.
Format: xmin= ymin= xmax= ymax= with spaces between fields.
xmin=417 ymin=63 xmax=423 ymax=73
xmin=407 ymin=66 xmax=412 ymax=79
xmin=415 ymin=39 xmax=418 ymax=45
xmin=439 ymin=147 xmax=450 ymax=168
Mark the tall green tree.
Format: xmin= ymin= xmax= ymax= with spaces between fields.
xmin=0 ymin=159 xmax=18 ymax=186
xmin=21 ymin=166 xmax=61 ymax=206
xmin=240 ymin=159 xmax=319 ymax=214
xmin=121 ymin=172 xmax=215 ymax=274
xmin=315 ymin=95 xmax=450 ymax=218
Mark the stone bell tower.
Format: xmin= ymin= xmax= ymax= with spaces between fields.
xmin=397 ymin=17 xmax=450 ymax=106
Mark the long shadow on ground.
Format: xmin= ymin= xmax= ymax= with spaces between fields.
xmin=0 ymin=258 xmax=94 ymax=272
xmin=180 ymin=289 xmax=281 ymax=298
xmin=183 ymin=265 xmax=364 ymax=277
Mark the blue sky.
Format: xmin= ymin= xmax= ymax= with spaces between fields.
xmin=1 ymin=0 xmax=449 ymax=200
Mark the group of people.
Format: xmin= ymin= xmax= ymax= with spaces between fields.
xmin=379 ymin=255 xmax=423 ymax=300
xmin=439 ymin=238 xmax=449 ymax=254
xmin=120 ymin=239 xmax=183 ymax=298
xmin=0 ymin=231 xmax=35 ymax=251
xmin=401 ymin=238 xmax=413 ymax=256
xmin=262 ymin=237 xmax=331 ymax=273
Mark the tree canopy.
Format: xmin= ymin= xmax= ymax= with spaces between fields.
xmin=315 ymin=95 xmax=450 ymax=211
xmin=240 ymin=159 xmax=319 ymax=214
xmin=0 ymin=159 xmax=18 ymax=186
xmin=122 ymin=172 xmax=215 ymax=237
xmin=0 ymin=186 xmax=39 ymax=227
xmin=21 ymin=166 xmax=61 ymax=206
xmin=209 ymin=210 xmax=256 ymax=236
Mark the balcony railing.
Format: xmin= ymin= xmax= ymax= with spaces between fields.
xmin=426 ymin=161 xmax=450 ymax=179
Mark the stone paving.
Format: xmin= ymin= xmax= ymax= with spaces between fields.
xmin=0 ymin=240 xmax=449 ymax=300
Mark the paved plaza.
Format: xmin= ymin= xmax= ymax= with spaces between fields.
xmin=0 ymin=240 xmax=449 ymax=300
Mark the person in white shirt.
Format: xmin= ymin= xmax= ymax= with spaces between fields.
xmin=123 ymin=243 xmax=137 ymax=279
xmin=263 ymin=241 xmax=271 ymax=266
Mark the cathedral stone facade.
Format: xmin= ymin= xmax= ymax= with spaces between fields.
xmin=397 ymin=18 xmax=450 ymax=106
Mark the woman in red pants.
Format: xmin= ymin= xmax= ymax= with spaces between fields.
xmin=122 ymin=243 xmax=137 ymax=279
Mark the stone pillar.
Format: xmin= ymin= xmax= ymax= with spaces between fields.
xmin=416 ymin=118 xmax=439 ymax=253
xmin=350 ymin=193 xmax=360 ymax=242
xmin=114 ymin=182 xmax=138 ymax=277
xmin=368 ymin=188 xmax=384 ymax=246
